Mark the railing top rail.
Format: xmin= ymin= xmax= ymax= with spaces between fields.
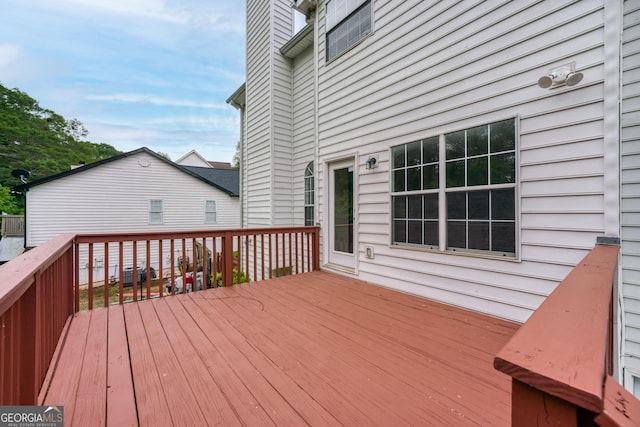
xmin=74 ymin=226 xmax=320 ymax=244
xmin=0 ymin=233 xmax=75 ymax=315
xmin=494 ymin=244 xmax=620 ymax=413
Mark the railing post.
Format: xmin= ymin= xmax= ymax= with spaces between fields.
xmin=222 ymin=231 xmax=233 ymax=287
xmin=313 ymin=227 xmax=320 ymax=271
xmin=511 ymin=379 xmax=577 ymax=426
xmin=20 ymin=283 xmax=37 ymax=405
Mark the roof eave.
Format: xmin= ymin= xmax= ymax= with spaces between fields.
xmin=226 ymin=83 xmax=246 ymax=110
xmin=292 ymin=0 xmax=317 ymax=17
xmin=280 ymin=23 xmax=314 ymax=59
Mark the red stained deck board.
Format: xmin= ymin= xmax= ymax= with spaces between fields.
xmin=150 ymin=298 xmax=243 ymax=427
xmin=273 ymin=273 xmax=514 ymax=387
xmin=72 ymin=308 xmax=108 ymax=426
xmin=106 ymin=305 xmax=136 ymax=427
xmin=189 ymin=291 xmax=376 ymax=425
xmin=208 ymin=284 xmax=453 ymax=425
xmin=122 ymin=303 xmax=173 ymax=426
xmin=183 ymin=294 xmax=316 ymax=425
xmin=165 ymin=295 xmax=282 ymax=426
xmin=224 ymin=277 xmax=514 ymax=425
xmin=43 ymin=271 xmax=519 ymax=426
xmin=42 ymin=310 xmax=91 ymax=426
xmin=134 ymin=300 xmax=209 ymax=425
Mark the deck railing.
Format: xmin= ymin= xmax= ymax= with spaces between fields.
xmin=0 ymin=234 xmax=75 ymax=405
xmin=0 ymin=226 xmax=319 ymax=405
xmin=73 ymin=226 xmax=320 ymax=311
xmin=494 ymin=243 xmax=640 ymax=425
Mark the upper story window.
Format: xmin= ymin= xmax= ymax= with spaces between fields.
xmin=205 ymin=200 xmax=217 ymax=224
xmin=391 ymin=118 xmax=518 ymax=257
xmin=326 ymin=0 xmax=372 ymax=61
xmin=149 ymin=199 xmax=163 ymax=225
xmin=304 ymin=162 xmax=315 ymax=226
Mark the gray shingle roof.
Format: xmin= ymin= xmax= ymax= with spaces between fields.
xmin=183 ymin=166 xmax=239 ymax=197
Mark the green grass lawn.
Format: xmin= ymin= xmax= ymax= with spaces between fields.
xmin=78 ymin=278 xmax=168 ymax=311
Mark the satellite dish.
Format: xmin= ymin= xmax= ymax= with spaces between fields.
xmin=11 ymin=169 xmax=30 ymax=183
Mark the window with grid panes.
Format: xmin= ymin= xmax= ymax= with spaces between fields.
xmin=391 ymin=118 xmax=517 ymax=257
xmin=304 ymin=162 xmax=314 ymax=226
xmin=326 ymin=0 xmax=372 ymax=61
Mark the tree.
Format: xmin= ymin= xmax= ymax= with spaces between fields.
xmin=232 ymin=140 xmax=241 ymax=169
xmin=0 ymin=83 xmax=122 ymax=198
xmin=0 ymin=184 xmax=20 ymax=214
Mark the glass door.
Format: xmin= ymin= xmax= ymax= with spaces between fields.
xmin=328 ymin=159 xmax=355 ymax=269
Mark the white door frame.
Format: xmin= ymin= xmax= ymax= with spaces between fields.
xmin=325 ymin=157 xmax=357 ymax=272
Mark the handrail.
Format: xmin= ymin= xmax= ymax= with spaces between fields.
xmin=493 ymin=243 xmax=638 ymax=425
xmin=0 ymin=226 xmax=320 ymax=405
xmin=73 ymin=226 xmax=320 ymax=311
xmin=0 ymin=233 xmax=75 ymax=405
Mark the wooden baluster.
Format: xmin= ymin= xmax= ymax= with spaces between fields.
xmin=202 ymin=237 xmax=208 ymax=289
xmin=181 ymin=239 xmax=187 ymax=293
xmin=244 ymin=235 xmax=249 ymax=283
xmin=253 ymin=234 xmax=257 ymax=282
xmin=295 ymin=232 xmax=299 ymax=275
xmin=88 ymin=243 xmax=94 ymax=310
xmin=288 ymin=232 xmax=292 ymax=276
xmin=192 ymin=238 xmax=198 ymax=292
xmin=170 ymin=240 xmax=175 ymax=296
xmin=118 ymin=242 xmax=124 ymax=305
xmin=212 ymin=238 xmax=217 ymax=287
xmin=146 ymin=240 xmax=151 ymax=299
xmin=104 ymin=242 xmax=109 ymax=307
xmin=158 ymin=239 xmax=163 ymax=298
xmin=261 ymin=234 xmax=265 ymax=281
xmin=275 ymin=233 xmax=280 ymax=277
xmin=132 ymin=241 xmax=138 ymax=302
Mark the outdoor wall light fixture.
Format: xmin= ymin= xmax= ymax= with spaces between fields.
xmin=365 ymin=156 xmax=378 ymax=170
xmin=537 ymin=62 xmax=584 ymax=89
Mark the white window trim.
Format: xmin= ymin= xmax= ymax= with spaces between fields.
xmin=304 ymin=162 xmax=315 ymax=226
xmin=325 ymin=0 xmax=373 ymax=63
xmin=148 ymin=199 xmax=163 ymax=225
xmin=389 ymin=117 xmax=520 ymax=259
xmin=205 ymin=200 xmax=217 ymax=224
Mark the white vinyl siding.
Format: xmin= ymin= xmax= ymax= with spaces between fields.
xmin=25 ymin=152 xmax=240 ymax=247
xmin=245 ymin=0 xmax=277 ymax=227
xmin=621 ymin=0 xmax=640 ymax=389
xmin=293 ymin=45 xmax=316 ymax=226
xmin=315 ymin=0 xmax=611 ymax=322
xmin=245 ymin=0 xmax=295 ymax=227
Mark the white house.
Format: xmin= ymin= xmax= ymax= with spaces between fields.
xmin=175 ymin=149 xmax=214 ymax=168
xmin=19 ymin=147 xmax=240 ymax=283
xmin=228 ymin=0 xmax=640 ymax=395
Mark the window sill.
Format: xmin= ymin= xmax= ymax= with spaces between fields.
xmin=389 ymin=243 xmax=521 ymax=263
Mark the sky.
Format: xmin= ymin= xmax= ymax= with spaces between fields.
xmin=0 ymin=0 xmax=247 ymax=163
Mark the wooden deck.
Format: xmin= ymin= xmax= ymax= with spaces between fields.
xmin=40 ymin=271 xmax=519 ymax=426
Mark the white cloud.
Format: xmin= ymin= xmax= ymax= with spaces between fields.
xmin=52 ymin=0 xmax=190 ymax=24
xmin=85 ymin=94 xmax=229 ymax=110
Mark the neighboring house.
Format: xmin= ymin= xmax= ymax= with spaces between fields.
xmin=16 ymin=147 xmax=239 ymax=283
xmin=228 ymin=1 xmax=640 ymax=395
xmin=176 ymin=149 xmax=234 ymax=170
